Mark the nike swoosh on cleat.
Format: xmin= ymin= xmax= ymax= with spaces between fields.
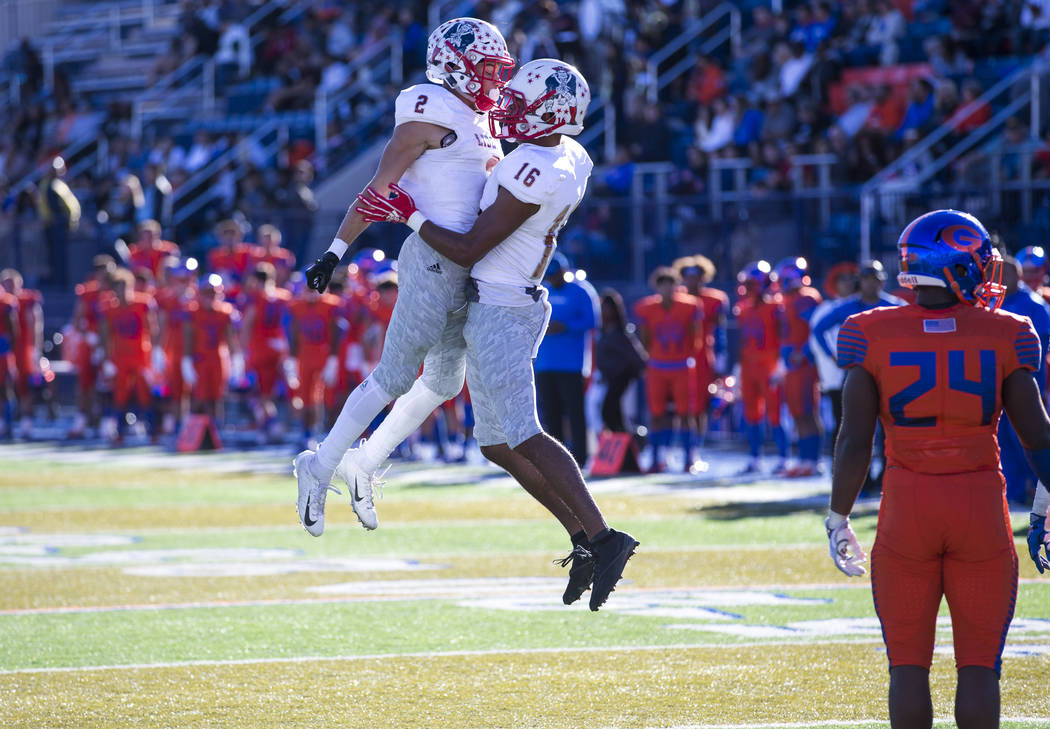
xmin=302 ymin=494 xmax=317 ymax=527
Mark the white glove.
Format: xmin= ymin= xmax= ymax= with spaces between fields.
xmin=345 ymin=343 xmax=364 ymax=372
xmin=181 ymin=356 xmax=198 ymax=386
xmin=268 ymin=336 xmax=289 ymax=353
xmin=322 ymin=354 xmax=339 ymax=386
xmin=101 ymin=360 xmax=117 ymax=378
xmin=771 ymin=359 xmax=787 ymax=385
xmin=283 ymin=357 xmax=300 ymax=389
xmin=230 ymin=352 xmax=245 ymax=381
xmin=825 ymin=512 xmax=867 ymax=577
xmin=85 ymin=331 xmax=100 ymax=347
xmin=91 ymin=346 xmax=105 ymax=366
xmin=151 ymin=348 xmax=167 ymax=374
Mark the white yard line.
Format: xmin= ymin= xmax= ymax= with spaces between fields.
xmin=0 ymin=638 xmax=885 ymax=675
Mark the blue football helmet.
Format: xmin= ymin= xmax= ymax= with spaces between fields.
xmin=773 ymin=256 xmax=810 ymax=290
xmin=895 ymin=209 xmax=1004 ymax=310
xmin=1017 ymin=245 xmax=1047 ymax=270
xmin=737 ymin=260 xmax=775 ymax=295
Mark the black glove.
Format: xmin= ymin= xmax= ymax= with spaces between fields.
xmin=305 ymin=252 xmax=340 ymax=292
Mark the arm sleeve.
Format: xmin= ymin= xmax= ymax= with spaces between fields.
xmin=1012 ymin=319 xmax=1042 ymax=373
xmin=836 ymin=316 xmax=869 ymax=370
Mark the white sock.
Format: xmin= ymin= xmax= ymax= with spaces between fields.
xmin=314 ymin=375 xmax=393 ymax=481
xmin=358 ymin=379 xmax=446 ymax=474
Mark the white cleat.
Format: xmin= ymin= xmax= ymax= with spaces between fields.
xmin=335 ymin=447 xmax=384 ymax=531
xmin=294 ymin=450 xmax=340 ymax=537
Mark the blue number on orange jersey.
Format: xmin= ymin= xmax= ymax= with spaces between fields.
xmin=887 ymin=349 xmax=997 ymax=427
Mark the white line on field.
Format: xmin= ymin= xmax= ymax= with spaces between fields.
xmin=0 ymin=638 xmax=885 ymax=675
xmin=613 ymin=720 xmax=1050 ymax=729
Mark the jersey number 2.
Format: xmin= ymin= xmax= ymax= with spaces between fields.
xmin=888 ymin=349 xmax=997 ymax=427
xmin=414 ymin=95 xmax=427 ymax=114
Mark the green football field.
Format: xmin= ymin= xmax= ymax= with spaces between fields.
xmin=1 ymin=444 xmax=1048 ymax=729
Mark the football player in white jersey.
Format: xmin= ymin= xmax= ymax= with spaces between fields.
xmin=356 ymin=59 xmax=638 ymax=611
xmin=294 ymin=18 xmax=513 ymax=536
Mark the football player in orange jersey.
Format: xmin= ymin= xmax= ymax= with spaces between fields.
xmin=155 ymin=258 xmax=198 ymax=434
xmin=98 ymin=268 xmax=160 ymax=443
xmin=127 ymin=219 xmax=179 ymax=278
xmin=207 ymin=219 xmax=253 ymax=290
xmin=634 ymin=266 xmax=702 ymax=472
xmin=675 ymin=254 xmax=729 ymax=466
xmin=0 ymin=269 xmax=43 ymax=439
xmin=71 ymin=255 xmax=117 ymax=437
xmin=247 ymin=224 xmax=296 ymax=287
xmin=289 ymin=284 xmax=341 ymax=446
xmin=734 ymin=261 xmax=787 ymax=474
xmin=828 ymin=209 xmax=1050 ymax=729
xmin=182 ymin=275 xmax=243 ymax=421
xmin=240 ymin=262 xmax=293 ymax=436
xmin=773 ymin=257 xmax=823 ymax=477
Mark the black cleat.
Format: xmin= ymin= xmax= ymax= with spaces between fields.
xmin=588 ymin=530 xmax=639 ymax=611
xmin=555 ymin=544 xmax=595 ymax=605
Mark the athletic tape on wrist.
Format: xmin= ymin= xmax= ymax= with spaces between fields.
xmin=826 ymin=511 xmax=848 ymax=530
xmin=407 ymin=211 xmax=427 ymax=233
xmin=327 ymin=238 xmax=349 ymax=258
xmin=1033 ymin=482 xmax=1050 ymax=518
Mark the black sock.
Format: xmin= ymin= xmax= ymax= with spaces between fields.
xmin=570 ymin=530 xmax=589 ymax=548
xmin=591 ymin=528 xmax=613 ymax=545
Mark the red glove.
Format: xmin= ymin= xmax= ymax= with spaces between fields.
xmin=355 ymin=183 xmax=422 ymax=229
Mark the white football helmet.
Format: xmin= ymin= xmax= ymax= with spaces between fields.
xmin=426 ymin=17 xmax=514 ymax=112
xmin=489 ymin=59 xmax=590 ymax=141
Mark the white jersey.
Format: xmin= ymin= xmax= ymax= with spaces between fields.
xmin=393 ymin=83 xmax=503 ymax=233
xmin=471 ymin=136 xmax=593 ymax=289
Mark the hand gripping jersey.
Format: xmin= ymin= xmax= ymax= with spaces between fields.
xmin=837 ymin=302 xmax=1040 ymax=474
xmin=394 ymin=83 xmax=503 ymax=233
xmin=471 ymin=136 xmax=593 ymax=288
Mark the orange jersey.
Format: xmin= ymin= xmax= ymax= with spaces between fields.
xmin=697 ymin=286 xmax=729 ymax=354
xmin=101 ymin=293 xmax=155 ymax=367
xmin=735 ymin=295 xmax=783 ymax=366
xmin=634 ymin=293 xmax=701 ymax=364
xmin=290 ymin=295 xmax=339 ymax=360
xmin=781 ymin=286 xmax=822 ymax=350
xmin=246 ymin=288 xmax=292 ymax=344
xmin=75 ymin=280 xmax=113 ymax=332
xmin=188 ymin=301 xmax=235 ymax=360
xmin=128 ymin=240 xmax=179 ymax=277
xmin=837 ymin=303 xmax=1040 ymax=474
xmin=156 ymin=288 xmax=194 ymax=357
xmin=0 ymin=291 xmax=17 ymax=341
xmin=207 ymin=244 xmax=254 ymax=279
xmin=15 ymin=289 xmax=41 ymax=344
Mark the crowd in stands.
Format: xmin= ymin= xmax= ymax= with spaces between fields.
xmin=3 ymin=0 xmax=1048 ymax=280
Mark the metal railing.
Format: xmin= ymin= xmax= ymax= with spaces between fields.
xmin=646 ymin=3 xmax=741 ymax=103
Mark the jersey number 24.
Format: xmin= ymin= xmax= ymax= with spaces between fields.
xmin=888 ymin=349 xmax=996 ymax=427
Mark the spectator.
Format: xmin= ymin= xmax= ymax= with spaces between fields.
xmin=761 ymin=97 xmax=797 ymax=143
xmin=950 ymin=79 xmax=991 ymax=134
xmin=595 ymin=289 xmax=647 ymax=434
xmin=696 ymin=97 xmax=736 ymax=153
xmin=141 ymin=164 xmax=173 ymax=227
xmin=776 ymin=41 xmax=813 ymax=98
xmin=866 ymin=84 xmax=904 ymax=134
xmin=893 ymin=78 xmax=935 ymax=141
xmin=534 ymin=253 xmax=600 ymax=467
xmin=866 ymin=0 xmax=905 ymax=65
xmin=215 ymin=18 xmax=252 ymax=84
xmin=836 ymin=86 xmax=873 ymax=138
xmin=688 ymin=55 xmax=726 ymax=107
xmin=36 ymin=157 xmax=80 ymax=286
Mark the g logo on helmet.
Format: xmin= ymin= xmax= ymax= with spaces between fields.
xmin=941 ymin=224 xmax=983 ymax=252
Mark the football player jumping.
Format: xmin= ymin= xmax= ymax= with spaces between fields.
xmin=294 ymin=18 xmax=514 ymax=534
xmin=356 ymin=59 xmax=639 ymax=611
xmin=828 ymin=209 xmax=1050 ymax=729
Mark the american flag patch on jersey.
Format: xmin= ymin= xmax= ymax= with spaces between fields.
xmin=923 ymin=318 xmax=957 ymax=333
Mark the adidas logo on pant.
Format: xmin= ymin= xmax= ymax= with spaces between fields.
xmin=427 ymin=262 xmax=442 ymax=274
